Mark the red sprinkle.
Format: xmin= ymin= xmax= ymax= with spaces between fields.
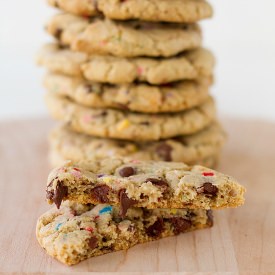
xmin=202 ymin=172 xmax=214 ymax=177
xmin=137 ymin=67 xmax=143 ymax=75
xmin=85 ymin=227 xmax=94 ymax=233
xmin=94 ymin=215 xmax=100 ymax=220
xmin=73 ymin=168 xmax=81 ymax=172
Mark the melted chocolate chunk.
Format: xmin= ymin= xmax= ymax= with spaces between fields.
xmin=156 ymin=143 xmax=173 ymax=161
xmin=170 ymin=217 xmax=191 ymax=235
xmin=207 ymin=210 xmax=214 ymax=227
xmin=54 ymin=28 xmax=63 ymax=40
xmin=146 ymin=218 xmax=164 ymax=238
xmin=119 ymin=166 xmax=135 ymax=177
xmin=146 ymin=178 xmax=169 ymax=188
xmin=88 ymin=236 xmax=98 ymax=250
xmin=46 ymin=181 xmax=68 ymax=209
xmin=198 ymin=182 xmax=218 ymax=196
xmin=119 ymin=189 xmax=137 ymax=218
xmin=91 ymin=185 xmax=110 ymax=203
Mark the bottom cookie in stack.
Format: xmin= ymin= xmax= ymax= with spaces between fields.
xmin=37 ymin=201 xmax=213 ymax=266
xmin=49 ymin=122 xmax=226 ymax=168
xmin=36 ymin=158 xmax=245 ymax=265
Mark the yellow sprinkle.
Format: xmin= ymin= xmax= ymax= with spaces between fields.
xmin=170 ymin=209 xmax=177 ymax=215
xmin=130 ymin=144 xmax=138 ymax=152
xmin=117 ymin=119 xmax=131 ymax=131
xmin=102 ymin=177 xmax=112 ymax=184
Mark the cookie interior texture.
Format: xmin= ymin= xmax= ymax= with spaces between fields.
xmin=46 ymin=158 xmax=245 ymax=211
xmin=36 ymin=201 xmax=213 ymax=265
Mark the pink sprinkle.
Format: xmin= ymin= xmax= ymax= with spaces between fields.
xmin=83 ymin=114 xmax=92 ymax=123
xmin=71 ymin=170 xmax=82 ymax=179
xmin=166 ymin=92 xmax=174 ymax=98
xmin=85 ymin=227 xmax=94 ymax=233
xmin=100 ymin=40 xmax=107 ymax=46
xmin=202 ymin=172 xmax=214 ymax=177
xmin=130 ymin=159 xmax=140 ymax=164
xmin=137 ymin=67 xmax=143 ymax=75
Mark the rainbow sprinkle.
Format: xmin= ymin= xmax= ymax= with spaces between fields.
xmin=102 ymin=177 xmax=112 ymax=184
xmin=99 ymin=206 xmax=113 ymax=215
xmin=82 ymin=114 xmax=93 ymax=123
xmin=170 ymin=209 xmax=177 ymax=215
xmin=117 ymin=119 xmax=131 ymax=131
xmin=55 ymin=223 xmax=63 ymax=231
xmin=202 ymin=172 xmax=214 ymax=177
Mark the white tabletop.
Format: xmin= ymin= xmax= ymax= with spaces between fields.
xmin=1 ymin=0 xmax=275 ymax=121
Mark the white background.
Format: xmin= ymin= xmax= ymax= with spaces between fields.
xmin=0 ymin=0 xmax=275 ymax=121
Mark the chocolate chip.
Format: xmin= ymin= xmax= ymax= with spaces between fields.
xmin=146 ymin=218 xmax=164 ymax=238
xmin=102 ymin=237 xmax=107 ymax=242
xmin=91 ymin=185 xmax=110 ymax=203
xmin=140 ymin=121 xmax=150 ymax=126
xmin=119 ymin=189 xmax=137 ymax=218
xmin=128 ymin=224 xmax=135 ymax=232
xmin=88 ymin=236 xmax=98 ymax=250
xmin=84 ymin=84 xmax=102 ymax=94
xmin=198 ymin=182 xmax=218 ymax=196
xmin=54 ymin=28 xmax=63 ymax=40
xmin=116 ymin=103 xmax=129 ymax=111
xmin=155 ymin=143 xmax=173 ymax=161
xmin=134 ymin=23 xmax=142 ymax=30
xmin=146 ymin=178 xmax=169 ymax=188
xmin=46 ymin=181 xmax=68 ymax=209
xmin=207 ymin=210 xmax=214 ymax=227
xmin=57 ymin=44 xmax=66 ymax=50
xmin=53 ymin=0 xmax=59 ymax=7
xmin=119 ymin=166 xmax=135 ymax=177
xmin=169 ymin=218 xmax=191 ymax=235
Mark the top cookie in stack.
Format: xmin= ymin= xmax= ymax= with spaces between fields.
xmin=39 ymin=0 xmax=224 ymax=168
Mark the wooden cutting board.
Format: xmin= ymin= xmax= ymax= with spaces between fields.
xmin=0 ymin=117 xmax=274 ymax=274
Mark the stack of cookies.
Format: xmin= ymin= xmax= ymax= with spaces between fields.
xmin=38 ymin=0 xmax=227 ymax=168
xmin=37 ymin=158 xmax=245 ymax=265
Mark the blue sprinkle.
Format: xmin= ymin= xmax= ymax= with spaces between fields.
xmin=55 ymin=223 xmax=63 ymax=231
xmin=99 ymin=206 xmax=113 ymax=215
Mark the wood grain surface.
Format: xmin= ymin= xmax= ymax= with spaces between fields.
xmin=0 ymin=117 xmax=274 ymax=274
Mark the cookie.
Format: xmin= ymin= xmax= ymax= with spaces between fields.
xmin=37 ymin=43 xmax=215 ymax=84
xmin=46 ymin=158 xmax=246 ymax=210
xmin=44 ymin=73 xmax=212 ymax=113
xmin=49 ymin=147 xmax=220 ymax=170
xmin=48 ymin=0 xmax=213 ymax=23
xmin=37 ymin=201 xmax=213 ymax=265
xmin=46 ymin=14 xmax=202 ymax=57
xmin=49 ymin=123 xmax=226 ymax=166
xmin=47 ymin=0 xmax=98 ymax=17
xmin=45 ymin=93 xmax=216 ymax=141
